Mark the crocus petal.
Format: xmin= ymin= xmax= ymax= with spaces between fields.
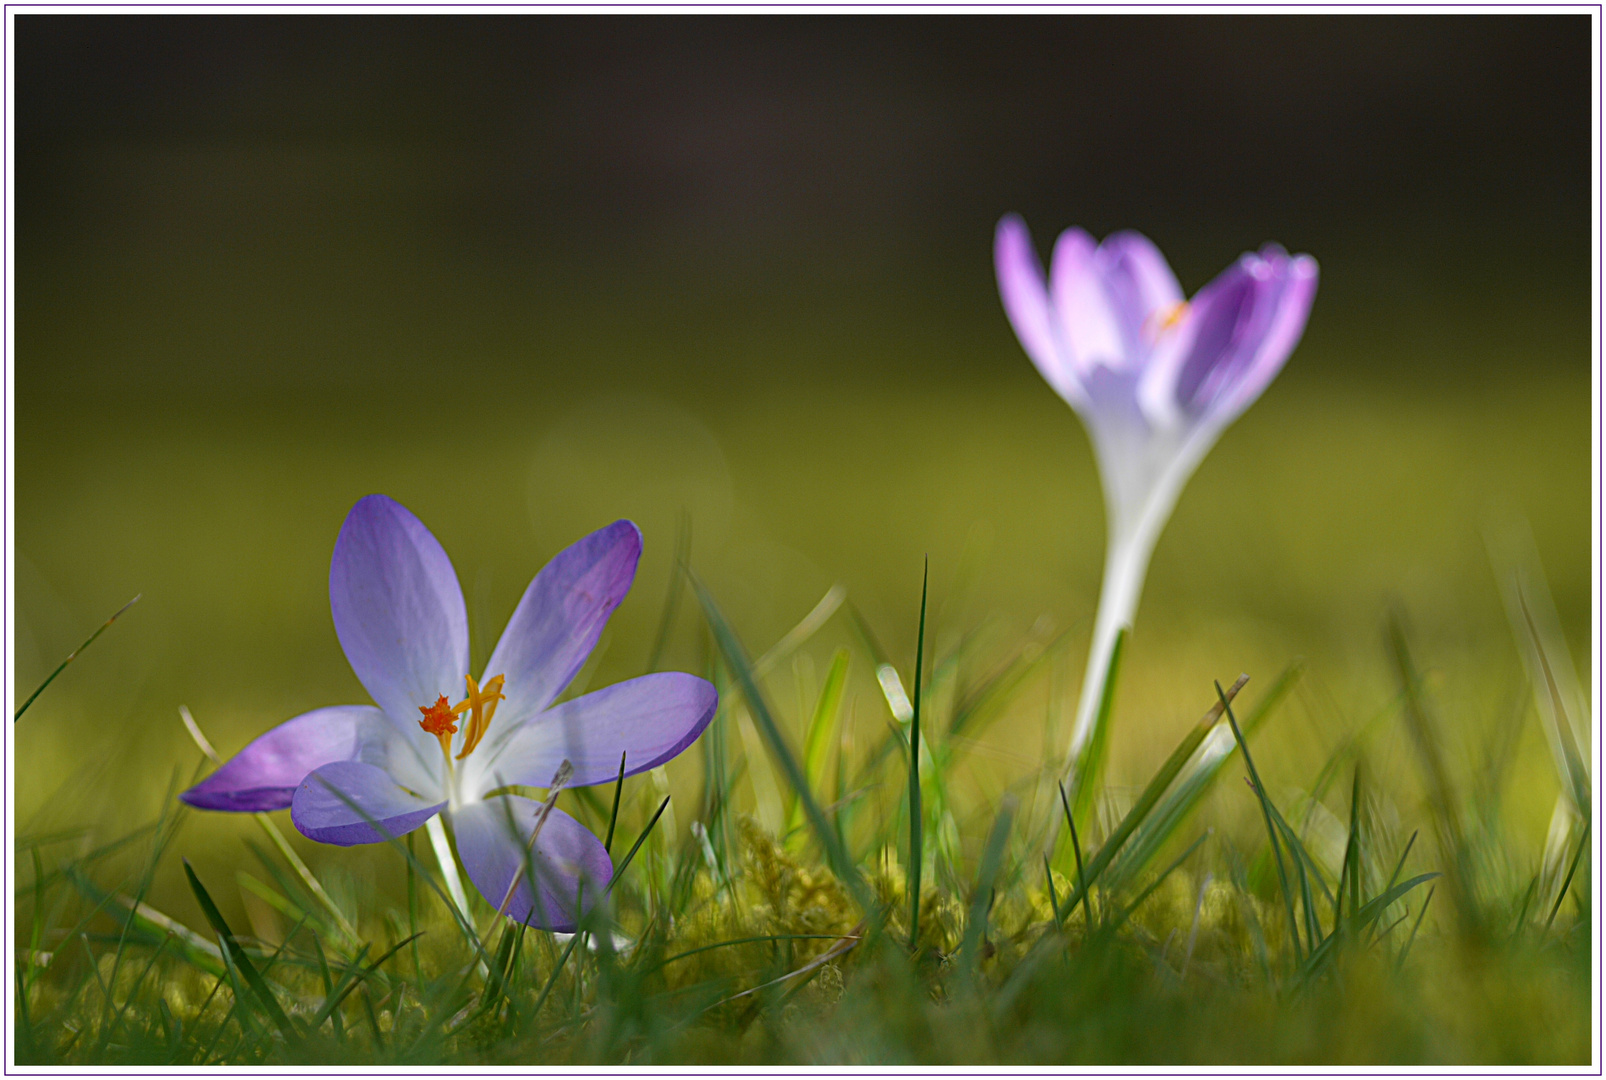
xmin=468 ymin=672 xmax=718 ymax=795
xmin=482 ymin=520 xmax=641 ymax=725
xmin=453 ymin=797 xmax=613 ymax=932
xmin=329 ymin=495 xmax=470 ymax=729
xmin=1208 ymin=249 xmax=1317 ymax=420
xmin=290 ymin=760 xmax=446 ymax=846
xmin=180 ymin=705 xmax=390 ymax=813
xmin=995 ymin=215 xmax=1086 ymax=407
xmin=1095 ymin=230 xmax=1184 ymax=357
xmin=1172 ymin=248 xmax=1317 ymax=422
xmin=1050 ymin=227 xmax=1124 ymax=372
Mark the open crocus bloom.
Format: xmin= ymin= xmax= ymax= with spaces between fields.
xmin=995 ymin=215 xmax=1316 ymax=779
xmin=180 ymin=495 xmax=718 ymax=931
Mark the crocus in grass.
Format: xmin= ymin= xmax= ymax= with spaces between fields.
xmin=180 ymin=495 xmax=717 ymax=931
xmin=995 ymin=215 xmax=1316 ymax=787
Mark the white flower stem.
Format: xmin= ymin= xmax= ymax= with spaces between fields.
xmin=1062 ymin=440 xmax=1202 ymax=794
xmin=426 ymin=814 xmax=472 ymax=917
xmin=1064 ymin=528 xmax=1152 ymax=779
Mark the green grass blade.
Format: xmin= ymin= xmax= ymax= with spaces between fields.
xmin=1219 ymin=679 xmax=1303 ymax=965
xmin=1059 ymin=675 xmax=1249 ymax=916
xmin=1304 ymin=872 xmax=1439 ymax=977
xmin=960 ymin=795 xmax=1015 ymax=981
xmin=1068 ymin=629 xmax=1126 ymax=830
xmin=790 ymin=648 xmax=850 ymax=846
xmin=753 ymin=584 xmax=846 ymax=678
xmin=1545 ymin=821 xmax=1589 ymax=932
xmin=1489 ymin=523 xmax=1591 ymax=818
xmin=1105 ymin=663 xmax=1303 ymax=893
xmin=181 ymin=858 xmax=296 ymax=1040
xmin=15 ymin=594 xmax=140 ymax=721
xmin=1387 ymin=613 xmax=1476 ymax=934
xmin=1396 ymin=886 xmax=1435 ymax=971
xmin=1059 ymin=781 xmax=1093 ymax=929
xmin=1109 ymin=831 xmax=1210 ymax=933
xmin=909 ymin=559 xmax=928 ymax=952
xmin=604 ymin=751 xmax=628 ymax=855
xmin=689 ymin=571 xmax=872 ymax=916
xmin=948 ymin=627 xmax=1075 ymax=743
xmin=1042 ymin=855 xmax=1063 ymax=926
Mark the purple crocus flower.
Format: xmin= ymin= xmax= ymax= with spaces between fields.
xmin=995 ymin=215 xmax=1317 ymax=784
xmin=180 ymin=495 xmax=717 ymax=931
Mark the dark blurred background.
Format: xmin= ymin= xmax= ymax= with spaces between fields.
xmin=18 ymin=16 xmax=1589 ymax=398
xmin=13 ymin=16 xmax=1592 ymax=909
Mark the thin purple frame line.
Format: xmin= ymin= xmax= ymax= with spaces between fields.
xmin=2 ymin=9 xmax=1600 ymax=1075
xmin=5 ymin=2 xmax=1599 ymax=6
xmin=5 ymin=3 xmax=10 ymax=1072
xmin=1597 ymin=5 xmax=1604 ymax=1073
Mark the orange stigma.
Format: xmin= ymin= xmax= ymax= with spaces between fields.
xmin=419 ymin=695 xmax=459 ymax=759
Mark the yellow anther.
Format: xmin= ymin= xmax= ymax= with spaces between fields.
xmin=452 ymin=673 xmax=506 ymax=760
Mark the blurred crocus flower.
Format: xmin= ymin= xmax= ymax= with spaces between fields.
xmin=181 ymin=494 xmax=717 ymax=931
xmin=995 ymin=215 xmax=1316 ymax=791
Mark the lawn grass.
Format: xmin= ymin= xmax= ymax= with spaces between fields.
xmin=12 ymin=513 xmax=1592 ymax=1063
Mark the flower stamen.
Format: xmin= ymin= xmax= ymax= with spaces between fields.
xmin=451 ymin=673 xmax=507 ymax=760
xmin=1144 ymin=300 xmax=1191 ymax=343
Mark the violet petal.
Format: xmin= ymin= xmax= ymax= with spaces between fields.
xmin=329 ymin=494 xmax=470 ymax=730
xmin=483 ymin=520 xmax=641 ymax=724
xmin=290 ymin=760 xmax=446 ymax=846
xmin=1172 ymin=248 xmax=1317 ymax=419
xmin=1095 ymin=230 xmax=1184 ymax=358
xmin=180 ymin=705 xmax=388 ymax=813
xmin=1049 ymin=226 xmax=1123 ymax=371
xmin=995 ymin=215 xmax=1083 ymax=405
xmin=1210 ymin=249 xmax=1318 ymax=420
xmin=452 ymin=797 xmax=613 ymax=932
xmin=468 ymin=671 xmax=718 ymax=795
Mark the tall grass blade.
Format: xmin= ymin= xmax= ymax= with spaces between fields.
xmin=1067 ymin=629 xmax=1126 ymax=831
xmin=15 ymin=594 xmax=140 ymax=721
xmin=1219 ymin=679 xmax=1303 ymax=965
xmin=961 ymin=796 xmax=1016 ymax=980
xmin=1386 ymin=614 xmax=1477 ymax=936
xmin=604 ymin=751 xmax=628 ymax=855
xmin=790 ymin=648 xmax=850 ymax=848
xmin=689 ymin=571 xmax=872 ymax=915
xmin=1303 ymin=872 xmax=1438 ymax=977
xmin=1107 ymin=663 xmax=1303 ymax=892
xmin=1059 ymin=782 xmax=1092 ymax=929
xmin=1109 ymin=831 xmax=1209 ymax=933
xmin=908 ymin=558 xmax=929 ymax=952
xmin=1059 ymin=675 xmax=1248 ymax=915
xmin=1488 ymin=522 xmax=1591 ymax=817
xmin=181 ymin=859 xmax=296 ymax=1040
xmin=1396 ymin=886 xmax=1434 ymax=971
xmin=1545 ymin=821 xmax=1588 ymax=932
xmin=754 ymin=584 xmax=846 ymax=678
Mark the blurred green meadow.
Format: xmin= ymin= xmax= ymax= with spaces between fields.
xmin=12 ymin=17 xmax=1593 ymax=1064
xmin=15 ymin=244 xmax=1590 ymax=994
